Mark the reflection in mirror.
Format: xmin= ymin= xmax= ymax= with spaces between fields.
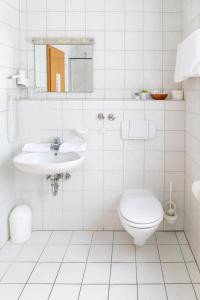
xmin=33 ymin=38 xmax=94 ymax=93
xmin=47 ymin=45 xmax=65 ymax=92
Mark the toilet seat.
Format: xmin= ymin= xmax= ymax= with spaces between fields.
xmin=119 ymin=212 xmax=163 ymax=229
xmin=119 ymin=189 xmax=163 ymax=228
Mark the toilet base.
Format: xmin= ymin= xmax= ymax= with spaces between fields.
xmin=120 ymin=216 xmax=160 ymax=246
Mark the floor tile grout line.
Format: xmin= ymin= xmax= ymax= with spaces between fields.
xmin=11 ymin=261 xmax=200 ymax=265
xmin=47 ymin=231 xmax=74 ymax=300
xmin=107 ymin=232 xmax=114 ymax=300
xmin=0 ymin=261 xmax=194 ymax=265
xmin=0 ymin=232 xmax=54 ymax=286
xmin=0 ymin=282 xmax=198 ymax=286
xmin=135 ymin=243 xmax=138 ymax=300
xmin=0 ymin=259 xmax=18 ymax=283
xmin=178 ymin=231 xmax=200 ymax=273
xmin=17 ymin=231 xmax=54 ymax=299
xmin=0 ymin=243 xmax=24 ymax=280
xmin=155 ymin=232 xmax=169 ymax=300
xmin=77 ymin=231 xmax=94 ymax=300
xmin=177 ymin=233 xmax=198 ymax=299
xmin=1 ymin=230 xmax=199 ymax=299
xmin=2 ymin=241 xmax=190 ymax=248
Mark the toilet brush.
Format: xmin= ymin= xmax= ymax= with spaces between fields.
xmin=164 ymin=181 xmax=178 ymax=224
xmin=166 ymin=182 xmax=175 ymax=216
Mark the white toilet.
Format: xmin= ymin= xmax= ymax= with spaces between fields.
xmin=119 ymin=189 xmax=163 ymax=246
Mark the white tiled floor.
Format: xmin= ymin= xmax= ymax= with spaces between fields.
xmin=0 ymin=231 xmax=200 ymax=300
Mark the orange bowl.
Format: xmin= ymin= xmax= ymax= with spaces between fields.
xmin=151 ymin=93 xmax=168 ymax=100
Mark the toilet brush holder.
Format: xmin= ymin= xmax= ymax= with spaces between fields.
xmin=164 ymin=201 xmax=178 ymax=224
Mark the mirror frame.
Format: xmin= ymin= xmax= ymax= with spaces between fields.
xmin=32 ymin=37 xmax=94 ymax=46
xmin=32 ymin=37 xmax=94 ymax=94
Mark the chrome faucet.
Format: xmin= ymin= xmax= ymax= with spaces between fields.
xmin=50 ymin=137 xmax=62 ymax=154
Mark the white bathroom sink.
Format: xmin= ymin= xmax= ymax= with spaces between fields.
xmin=13 ymin=152 xmax=84 ymax=175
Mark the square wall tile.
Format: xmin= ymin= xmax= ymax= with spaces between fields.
xmin=163 ymin=13 xmax=182 ymax=31
xmin=125 ymin=12 xmax=143 ymax=31
xmin=144 ymin=0 xmax=162 ymax=12
xmin=144 ymin=13 xmax=162 ymax=31
xmin=68 ymin=0 xmax=85 ymax=11
xmin=47 ymin=12 xmax=65 ymax=31
xmin=86 ymin=0 xmax=104 ymax=11
xmin=105 ymin=0 xmax=124 ymax=11
xmin=47 ymin=0 xmax=65 ymax=11
xmin=106 ymin=12 xmax=124 ymax=31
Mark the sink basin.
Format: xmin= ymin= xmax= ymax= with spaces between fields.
xmin=13 ymin=152 xmax=84 ymax=175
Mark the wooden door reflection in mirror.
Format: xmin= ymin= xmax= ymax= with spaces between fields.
xmin=47 ymin=45 xmax=65 ymax=92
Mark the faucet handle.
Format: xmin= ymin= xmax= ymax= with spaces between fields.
xmin=53 ymin=137 xmax=61 ymax=144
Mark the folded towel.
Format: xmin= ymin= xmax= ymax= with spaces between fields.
xmin=175 ymin=29 xmax=200 ymax=82
xmin=22 ymin=143 xmax=51 ymax=153
xmin=59 ymin=142 xmax=87 ymax=153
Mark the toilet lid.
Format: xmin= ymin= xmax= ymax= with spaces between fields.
xmin=120 ymin=189 xmax=163 ymax=224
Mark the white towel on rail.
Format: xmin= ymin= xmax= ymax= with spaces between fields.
xmin=175 ymin=29 xmax=200 ymax=82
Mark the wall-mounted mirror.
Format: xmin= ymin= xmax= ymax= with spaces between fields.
xmin=33 ymin=37 xmax=94 ymax=93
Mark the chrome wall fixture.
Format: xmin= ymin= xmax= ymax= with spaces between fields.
xmin=46 ymin=173 xmax=71 ymax=196
xmin=50 ymin=137 xmax=62 ymax=155
xmin=97 ymin=113 xmax=116 ymax=121
xmin=97 ymin=113 xmax=105 ymax=120
xmin=108 ymin=114 xmax=116 ymax=121
xmin=46 ymin=137 xmax=72 ymax=196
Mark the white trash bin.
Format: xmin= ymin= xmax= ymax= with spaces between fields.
xmin=9 ymin=205 xmax=32 ymax=243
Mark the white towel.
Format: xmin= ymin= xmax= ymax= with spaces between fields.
xmin=59 ymin=142 xmax=87 ymax=153
xmin=22 ymin=143 xmax=51 ymax=153
xmin=175 ymin=29 xmax=200 ymax=82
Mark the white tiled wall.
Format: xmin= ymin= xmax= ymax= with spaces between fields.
xmin=0 ymin=0 xmax=20 ymax=246
xmin=182 ymin=0 xmax=200 ymax=268
xmin=16 ymin=99 xmax=185 ymax=231
xmin=19 ymin=0 xmax=182 ymax=99
xmin=15 ymin=0 xmax=185 ymax=231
